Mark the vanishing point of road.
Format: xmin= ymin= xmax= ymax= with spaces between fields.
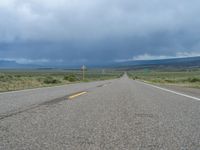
xmin=0 ymin=74 xmax=200 ymax=149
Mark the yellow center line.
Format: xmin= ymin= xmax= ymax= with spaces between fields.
xmin=68 ymin=91 xmax=87 ymax=99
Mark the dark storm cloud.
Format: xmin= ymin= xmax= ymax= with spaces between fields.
xmin=0 ymin=0 xmax=200 ymax=65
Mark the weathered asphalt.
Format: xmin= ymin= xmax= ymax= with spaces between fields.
xmin=0 ymin=75 xmax=200 ymax=149
xmin=0 ymin=80 xmax=115 ymax=116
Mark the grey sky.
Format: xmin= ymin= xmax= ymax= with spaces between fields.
xmin=0 ymin=0 xmax=200 ymax=65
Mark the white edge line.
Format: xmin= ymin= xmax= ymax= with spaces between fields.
xmin=137 ymin=80 xmax=200 ymax=101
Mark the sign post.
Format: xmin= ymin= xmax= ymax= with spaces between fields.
xmin=81 ymin=65 xmax=86 ymax=80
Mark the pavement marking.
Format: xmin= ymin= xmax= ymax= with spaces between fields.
xmin=68 ymin=91 xmax=87 ymax=99
xmin=137 ymin=81 xmax=200 ymax=101
xmin=96 ymin=83 xmax=110 ymax=88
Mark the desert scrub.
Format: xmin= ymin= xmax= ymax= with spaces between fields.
xmin=0 ymin=69 xmax=122 ymax=92
xmin=64 ymin=74 xmax=78 ymax=82
xmin=128 ymin=69 xmax=200 ymax=88
xmin=132 ymin=76 xmax=139 ymax=80
xmin=43 ymin=77 xmax=61 ymax=84
xmin=0 ymin=74 xmax=14 ymax=82
xmin=186 ymin=77 xmax=200 ymax=83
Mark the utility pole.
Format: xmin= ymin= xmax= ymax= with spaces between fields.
xmin=81 ymin=65 xmax=86 ymax=80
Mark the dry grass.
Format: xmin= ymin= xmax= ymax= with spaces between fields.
xmin=0 ymin=69 xmax=122 ymax=92
xmin=128 ymin=69 xmax=200 ymax=88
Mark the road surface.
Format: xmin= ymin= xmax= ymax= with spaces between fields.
xmin=0 ymin=75 xmax=200 ymax=149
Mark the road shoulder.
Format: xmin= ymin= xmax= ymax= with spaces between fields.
xmin=137 ymin=80 xmax=200 ymax=99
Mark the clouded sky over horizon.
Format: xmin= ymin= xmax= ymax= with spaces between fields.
xmin=1 ymin=0 xmax=200 ymax=66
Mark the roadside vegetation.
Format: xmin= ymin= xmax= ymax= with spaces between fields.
xmin=0 ymin=69 xmax=122 ymax=92
xmin=128 ymin=69 xmax=200 ymax=88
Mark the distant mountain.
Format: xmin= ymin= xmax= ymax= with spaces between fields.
xmin=0 ymin=60 xmax=40 ymax=69
xmin=114 ymin=56 xmax=200 ymax=69
xmin=0 ymin=60 xmax=20 ymax=68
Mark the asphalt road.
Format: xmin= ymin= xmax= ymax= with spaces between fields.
xmin=0 ymin=75 xmax=200 ymax=149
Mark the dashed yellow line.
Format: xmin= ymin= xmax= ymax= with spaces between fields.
xmin=68 ymin=91 xmax=87 ymax=99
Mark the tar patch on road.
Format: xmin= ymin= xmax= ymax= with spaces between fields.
xmin=40 ymin=96 xmax=67 ymax=106
xmin=0 ymin=91 xmax=88 ymax=120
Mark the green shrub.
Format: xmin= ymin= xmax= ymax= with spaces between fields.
xmin=43 ymin=77 xmax=61 ymax=84
xmin=15 ymin=74 xmax=21 ymax=78
xmin=187 ymin=77 xmax=200 ymax=83
xmin=64 ymin=74 xmax=77 ymax=82
xmin=0 ymin=74 xmax=13 ymax=82
xmin=164 ymin=79 xmax=175 ymax=83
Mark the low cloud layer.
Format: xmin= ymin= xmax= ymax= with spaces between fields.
xmin=0 ymin=0 xmax=200 ymax=66
xmin=133 ymin=52 xmax=200 ymax=61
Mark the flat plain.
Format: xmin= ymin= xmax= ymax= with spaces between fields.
xmin=0 ymin=69 xmax=122 ymax=92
